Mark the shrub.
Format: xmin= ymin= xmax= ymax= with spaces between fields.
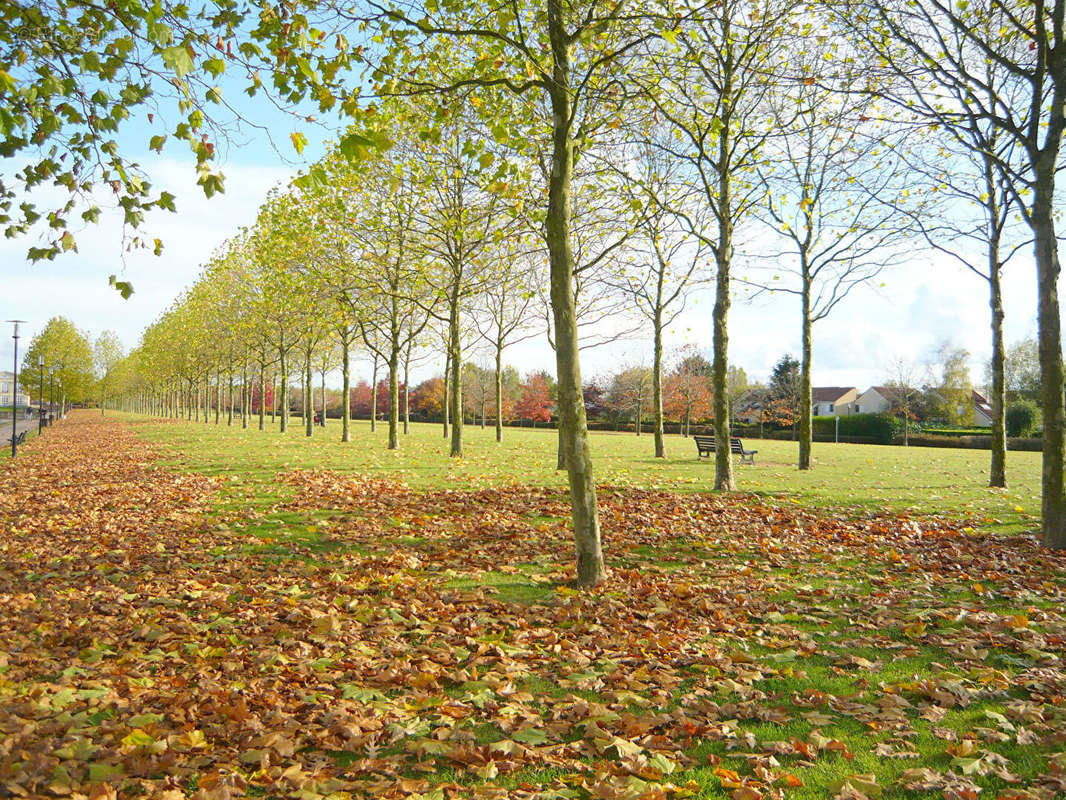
xmin=812 ymin=413 xmax=900 ymax=445
xmin=1006 ymin=400 xmax=1040 ymax=437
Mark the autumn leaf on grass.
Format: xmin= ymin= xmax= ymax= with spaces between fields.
xmin=512 ymin=727 xmax=550 ymax=746
xmin=829 ymin=773 xmax=882 ymax=799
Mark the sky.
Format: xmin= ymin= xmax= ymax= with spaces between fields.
xmin=0 ymin=125 xmax=1042 ymax=393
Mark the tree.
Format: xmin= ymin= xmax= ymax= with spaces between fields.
xmin=318 ymin=137 xmax=435 ymax=451
xmin=932 ymin=342 xmax=974 ymax=427
xmin=839 ymin=0 xmax=1066 ymax=548
xmin=612 ymin=132 xmax=710 ymax=458
xmin=583 ymin=379 xmax=609 ymax=421
xmin=767 ymin=354 xmax=801 ymax=433
xmin=515 ymin=372 xmax=554 ymax=426
xmin=664 ymin=360 xmax=714 ymax=436
xmin=0 ymin=1 xmax=348 ymax=277
xmin=884 ymin=357 xmax=923 ymax=446
xmin=726 ymin=365 xmax=748 ymax=412
xmin=357 ymin=0 xmax=684 ymax=585
xmin=1002 ymin=337 xmax=1041 ymax=401
xmin=606 ymin=366 xmax=654 ymax=434
xmin=1007 ymin=401 xmax=1041 ymax=438
xmin=748 ymin=42 xmax=914 ymax=471
xmin=20 ymin=317 xmax=95 ymax=404
xmin=410 ymin=378 xmax=444 ymax=419
xmin=93 ymin=331 xmax=125 ymax=413
xmin=648 ymin=0 xmax=798 ymax=490
xmin=412 ymin=108 xmax=521 ymax=458
xmin=462 ymin=363 xmax=495 ymax=426
xmin=474 ymin=243 xmax=540 ymax=443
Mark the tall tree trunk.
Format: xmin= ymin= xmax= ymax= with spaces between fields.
xmin=799 ymin=264 xmax=813 ymax=470
xmin=495 ymin=341 xmax=504 ymax=443
xmin=227 ymin=373 xmax=233 ymax=426
xmin=442 ymin=350 xmax=450 ymax=438
xmin=214 ymin=369 xmax=220 ymax=424
xmin=547 ymin=5 xmax=604 ymax=586
xmin=258 ymin=363 xmax=265 ymax=431
xmin=403 ymin=339 xmax=411 ymax=435
xmin=388 ymin=342 xmax=400 ymax=450
xmin=342 ymin=335 xmax=351 ymax=442
xmin=388 ymin=296 xmax=401 ymax=450
xmin=305 ymin=348 xmax=313 ymax=438
xmin=1032 ymin=172 xmax=1066 ymax=547
xmin=280 ymin=350 xmax=289 ymax=433
xmin=242 ymin=364 xmax=248 ymax=429
xmin=448 ymin=293 xmax=463 ymax=458
xmin=370 ymin=354 xmax=378 ymax=433
xmin=711 ymin=74 xmax=735 ymax=491
xmin=988 ymin=247 xmax=1007 ymax=488
xmin=652 ymin=312 xmax=665 ymax=458
xmin=320 ymin=368 xmax=326 ymax=428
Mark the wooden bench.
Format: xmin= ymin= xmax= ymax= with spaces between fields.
xmin=693 ymin=434 xmax=757 ymax=465
xmin=8 ymin=430 xmax=27 ymax=447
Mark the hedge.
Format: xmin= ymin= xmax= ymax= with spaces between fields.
xmin=811 ymin=413 xmax=900 ymax=445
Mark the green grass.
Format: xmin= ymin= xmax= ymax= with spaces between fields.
xmin=128 ymin=413 xmax=1042 ymax=534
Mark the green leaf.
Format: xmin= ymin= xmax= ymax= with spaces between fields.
xmin=87 ymin=763 xmax=123 ymax=782
xmin=109 ymin=274 xmax=135 ymax=299
xmin=203 ymin=58 xmax=226 ymax=78
xmin=512 ymin=727 xmax=549 ymax=745
xmin=161 ymin=46 xmax=194 ymax=79
xmin=128 ymin=713 xmax=165 ymax=727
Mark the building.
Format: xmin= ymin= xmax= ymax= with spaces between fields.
xmin=971 ymin=390 xmax=994 ymax=427
xmin=0 ymin=371 xmax=31 ymax=409
xmin=812 ymin=387 xmax=858 ymax=417
xmin=855 ymin=386 xmax=897 ymax=415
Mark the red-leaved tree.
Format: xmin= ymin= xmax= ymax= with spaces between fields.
xmin=515 ymin=373 xmax=553 ymax=426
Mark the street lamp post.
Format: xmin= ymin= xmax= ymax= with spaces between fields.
xmin=38 ymin=356 xmax=44 ymax=435
xmin=8 ymin=320 xmax=26 ymax=456
xmin=48 ymin=368 xmax=55 ymax=427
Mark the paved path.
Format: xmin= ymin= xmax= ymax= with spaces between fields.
xmin=3 ymin=416 xmax=44 ymax=442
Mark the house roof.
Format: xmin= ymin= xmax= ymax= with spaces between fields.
xmin=812 ymin=387 xmax=856 ymax=402
xmin=864 ymin=385 xmax=917 ymax=400
xmin=973 ymin=390 xmax=993 ymax=417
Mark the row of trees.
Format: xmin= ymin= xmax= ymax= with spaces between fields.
xmin=16 ymin=318 xmax=124 ymax=412
xmin=9 ymin=0 xmax=1066 ymax=580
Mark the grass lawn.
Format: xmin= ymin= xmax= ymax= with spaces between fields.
xmin=1 ymin=412 xmax=1063 ymax=800
xmin=133 ymin=413 xmax=1043 ymax=535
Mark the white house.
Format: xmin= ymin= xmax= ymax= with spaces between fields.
xmin=0 ymin=371 xmax=31 ymax=409
xmin=812 ymin=387 xmax=858 ymax=417
xmin=972 ymin=390 xmax=994 ymax=427
xmin=855 ymin=386 xmax=897 ymax=415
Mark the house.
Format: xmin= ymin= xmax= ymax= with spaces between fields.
xmin=855 ymin=386 xmax=898 ymax=414
xmin=972 ymin=390 xmax=994 ymax=427
xmin=812 ymin=387 xmax=858 ymax=417
xmin=732 ymin=390 xmax=764 ymax=424
xmin=0 ymin=371 xmax=31 ymax=409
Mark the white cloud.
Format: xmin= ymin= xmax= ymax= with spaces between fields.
xmin=0 ymin=157 xmax=294 ymax=366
